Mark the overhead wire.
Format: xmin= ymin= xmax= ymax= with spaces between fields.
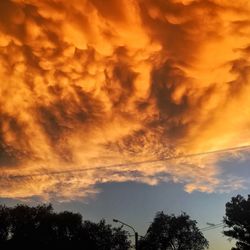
xmin=1 ymin=144 xmax=250 ymax=179
xmin=201 ymin=223 xmax=224 ymax=232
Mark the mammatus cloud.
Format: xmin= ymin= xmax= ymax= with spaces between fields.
xmin=0 ymin=0 xmax=250 ymax=200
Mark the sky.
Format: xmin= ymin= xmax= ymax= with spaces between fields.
xmin=0 ymin=0 xmax=250 ymax=249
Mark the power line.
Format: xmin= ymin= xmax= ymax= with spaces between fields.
xmin=1 ymin=144 xmax=250 ymax=180
xmin=201 ymin=225 xmax=224 ymax=232
xmin=201 ymin=223 xmax=224 ymax=232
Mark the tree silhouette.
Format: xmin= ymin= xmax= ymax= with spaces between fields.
xmin=138 ymin=211 xmax=209 ymax=250
xmin=0 ymin=204 xmax=131 ymax=249
xmin=9 ymin=204 xmax=55 ymax=247
xmin=81 ymin=220 xmax=131 ymax=250
xmin=224 ymin=194 xmax=250 ymax=250
xmin=0 ymin=205 xmax=11 ymax=244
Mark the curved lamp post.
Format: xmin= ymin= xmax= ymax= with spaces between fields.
xmin=113 ymin=219 xmax=138 ymax=250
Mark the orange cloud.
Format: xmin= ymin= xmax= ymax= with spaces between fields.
xmin=0 ymin=0 xmax=250 ymax=200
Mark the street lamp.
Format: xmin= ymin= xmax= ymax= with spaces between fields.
xmin=113 ymin=219 xmax=138 ymax=250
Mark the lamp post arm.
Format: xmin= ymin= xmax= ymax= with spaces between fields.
xmin=115 ymin=220 xmax=136 ymax=234
xmin=113 ymin=219 xmax=138 ymax=250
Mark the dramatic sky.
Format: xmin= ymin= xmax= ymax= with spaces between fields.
xmin=1 ymin=0 xmax=250 ymax=249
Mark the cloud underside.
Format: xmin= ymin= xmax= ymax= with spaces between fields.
xmin=0 ymin=0 xmax=250 ymax=200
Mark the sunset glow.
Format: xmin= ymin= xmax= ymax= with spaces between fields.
xmin=0 ymin=0 xmax=250 ymax=200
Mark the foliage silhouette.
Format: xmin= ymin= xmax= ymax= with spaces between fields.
xmin=138 ymin=211 xmax=209 ymax=250
xmin=224 ymin=194 xmax=250 ymax=250
xmin=0 ymin=204 xmax=131 ymax=250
